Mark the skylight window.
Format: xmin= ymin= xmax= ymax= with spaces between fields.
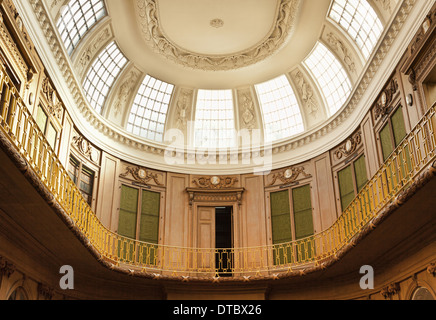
xmin=329 ymin=0 xmax=383 ymax=60
xmin=56 ymin=0 xmax=106 ymax=55
xmin=304 ymin=42 xmax=352 ymax=116
xmin=255 ymin=75 xmax=304 ymax=142
xmin=82 ymin=41 xmax=128 ymax=114
xmin=194 ymin=90 xmax=236 ymax=149
xmin=126 ymin=75 xmax=174 ymax=142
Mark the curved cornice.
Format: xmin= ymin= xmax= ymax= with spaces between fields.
xmin=135 ymin=0 xmax=302 ymax=71
xmin=20 ymin=0 xmax=428 ymax=175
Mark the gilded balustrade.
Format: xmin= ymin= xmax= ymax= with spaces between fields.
xmin=0 ymin=63 xmax=435 ymax=278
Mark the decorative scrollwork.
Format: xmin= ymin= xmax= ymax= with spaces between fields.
xmin=192 ymin=176 xmax=238 ymax=190
xmin=267 ymin=166 xmax=311 ymax=187
xmin=381 ymin=282 xmax=400 ymax=299
xmin=374 ymin=78 xmax=399 ymax=120
xmin=334 ymin=132 xmax=362 ymax=160
xmin=120 ymin=166 xmax=163 ymax=186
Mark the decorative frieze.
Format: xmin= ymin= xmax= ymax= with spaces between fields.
xmin=41 ymin=76 xmax=64 ymax=122
xmin=192 ymin=176 xmax=238 ymax=190
xmin=135 ymin=0 xmax=302 ymax=71
xmin=175 ymin=89 xmax=193 ymax=131
xmin=238 ymin=90 xmax=257 ymax=130
xmin=120 ymin=166 xmax=163 ymax=187
xmin=0 ymin=256 xmax=15 ymax=278
xmin=381 ymin=282 xmax=401 ymax=299
xmin=334 ymin=132 xmax=362 ymax=160
xmin=267 ymin=166 xmax=311 ymax=187
xmin=71 ymin=134 xmax=100 ymax=164
xmin=373 ymin=77 xmax=399 ymax=120
xmin=292 ymin=70 xmax=320 ymax=119
xmin=186 ymin=187 xmax=244 ymax=207
xmin=326 ymin=32 xmax=357 ymax=74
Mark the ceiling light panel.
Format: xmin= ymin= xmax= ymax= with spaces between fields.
xmin=82 ymin=41 xmax=128 ymax=114
xmin=127 ymin=75 xmax=174 ymax=142
xmin=304 ymin=42 xmax=352 ymax=117
xmin=255 ymin=75 xmax=304 ymax=143
xmin=329 ymin=0 xmax=383 ymax=60
xmin=56 ymin=0 xmax=106 ymax=55
xmin=194 ymin=90 xmax=236 ymax=149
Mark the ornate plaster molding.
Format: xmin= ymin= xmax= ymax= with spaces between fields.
xmin=120 ymin=166 xmax=163 ymax=186
xmin=373 ymin=77 xmax=399 ymax=120
xmin=334 ymin=132 xmax=362 ymax=160
xmin=267 ymin=166 xmax=311 ymax=187
xmin=25 ymin=0 xmax=420 ymax=172
xmin=326 ymin=31 xmax=357 ymax=75
xmin=71 ymin=134 xmax=100 ymax=164
xmin=192 ymin=176 xmax=239 ymax=190
xmin=237 ymin=89 xmax=257 ymax=131
xmin=135 ymin=0 xmax=302 ymax=71
xmin=292 ymin=70 xmax=321 ymax=120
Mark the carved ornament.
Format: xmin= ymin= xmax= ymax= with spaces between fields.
xmin=427 ymin=262 xmax=436 ymax=277
xmin=380 ymin=282 xmax=400 ymax=300
xmin=186 ymin=187 xmax=244 ymax=206
xmin=267 ymin=166 xmax=311 ymax=187
xmin=72 ymin=135 xmax=99 ymax=164
xmin=192 ymin=176 xmax=238 ymax=190
xmin=326 ymin=32 xmax=356 ymax=74
xmin=0 ymin=256 xmax=15 ymax=278
xmin=37 ymin=283 xmax=54 ymax=300
xmin=374 ymin=78 xmax=399 ymax=120
xmin=238 ymin=90 xmax=256 ymax=130
xmin=175 ymin=89 xmax=193 ymax=131
xmin=42 ymin=76 xmax=64 ymax=121
xmin=120 ymin=166 xmax=163 ymax=186
xmin=293 ymin=71 xmax=319 ymax=118
xmin=334 ymin=132 xmax=362 ymax=160
xmin=135 ymin=0 xmax=302 ymax=71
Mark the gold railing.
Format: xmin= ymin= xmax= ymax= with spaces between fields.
xmin=1 ymin=63 xmax=435 ymax=278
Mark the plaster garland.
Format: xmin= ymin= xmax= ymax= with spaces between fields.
xmin=24 ymin=0 xmax=419 ymax=172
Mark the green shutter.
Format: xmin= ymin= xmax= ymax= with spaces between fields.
xmin=118 ymin=185 xmax=138 ymax=239
xmin=354 ymin=155 xmax=368 ymax=193
xmin=380 ymin=123 xmax=394 ymax=161
xmin=270 ymin=190 xmax=292 ymax=265
xmin=292 ymin=185 xmax=314 ymax=240
xmin=270 ymin=190 xmax=292 ymax=244
xmin=139 ymin=190 xmax=160 ymax=243
xmin=292 ymin=185 xmax=314 ymax=262
xmin=338 ymin=165 xmax=355 ymax=211
xmin=391 ymin=106 xmax=407 ymax=147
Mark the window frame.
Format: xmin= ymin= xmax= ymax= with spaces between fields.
xmin=67 ymin=153 xmax=98 ymax=209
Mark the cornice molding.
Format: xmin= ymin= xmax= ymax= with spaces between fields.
xmin=135 ymin=0 xmax=302 ymax=71
xmin=20 ymin=0 xmax=428 ymax=175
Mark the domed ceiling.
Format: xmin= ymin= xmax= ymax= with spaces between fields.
xmin=31 ymin=0 xmax=419 ymax=173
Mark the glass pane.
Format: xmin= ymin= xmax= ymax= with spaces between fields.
xmin=127 ymin=75 xmax=174 ymax=143
xmin=46 ymin=122 xmax=58 ymax=149
xmin=255 ymin=75 xmax=304 ymax=142
xmin=83 ymin=42 xmax=128 ymax=114
xmin=391 ymin=106 xmax=407 ymax=147
xmin=304 ymin=42 xmax=352 ymax=116
xmin=36 ymin=105 xmax=48 ymax=133
xmin=56 ymin=0 xmax=107 ymax=55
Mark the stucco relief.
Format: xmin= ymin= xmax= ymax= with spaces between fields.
xmin=237 ymin=89 xmax=257 ymax=131
xmin=292 ymin=70 xmax=320 ymax=120
xmin=112 ymin=68 xmax=141 ymax=118
xmin=135 ymin=0 xmax=302 ymax=71
xmin=326 ymin=32 xmax=357 ymax=75
xmin=175 ymin=89 xmax=193 ymax=132
xmin=74 ymin=26 xmax=112 ymax=78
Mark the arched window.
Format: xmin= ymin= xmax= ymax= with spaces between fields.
xmin=56 ymin=0 xmax=106 ymax=55
xmin=411 ymin=287 xmax=435 ymax=300
xmin=329 ymin=0 xmax=383 ymax=60
xmin=82 ymin=41 xmax=128 ymax=114
xmin=127 ymin=75 xmax=174 ymax=142
xmin=8 ymin=286 xmax=28 ymax=300
xmin=255 ymin=75 xmax=304 ymax=142
xmin=194 ymin=89 xmax=236 ymax=149
xmin=304 ymin=42 xmax=352 ymax=116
